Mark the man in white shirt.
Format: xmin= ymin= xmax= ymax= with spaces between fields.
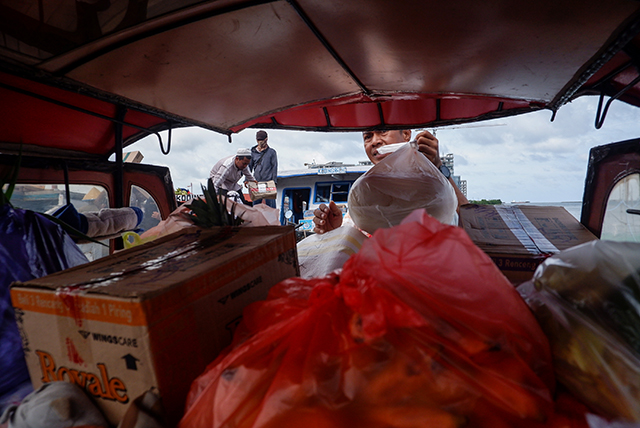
xmin=209 ymin=148 xmax=256 ymax=204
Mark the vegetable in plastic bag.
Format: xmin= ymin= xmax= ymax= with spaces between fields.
xmin=347 ymin=142 xmax=458 ymax=234
xmin=517 ymin=240 xmax=640 ymax=422
xmin=0 ymin=205 xmax=88 ymax=398
xmin=180 ymin=209 xmax=578 ymax=428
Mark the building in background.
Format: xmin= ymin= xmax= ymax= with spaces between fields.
xmin=441 ymin=153 xmax=467 ymax=198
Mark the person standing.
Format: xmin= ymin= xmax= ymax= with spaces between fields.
xmin=209 ymin=148 xmax=256 ymax=205
xmin=249 ymin=130 xmax=278 ymax=208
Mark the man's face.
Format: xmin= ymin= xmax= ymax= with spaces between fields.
xmin=235 ymin=156 xmax=251 ymax=169
xmin=257 ymin=138 xmax=268 ymax=149
xmin=363 ymin=130 xmax=411 ymax=164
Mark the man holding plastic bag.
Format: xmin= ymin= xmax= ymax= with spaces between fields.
xmin=313 ymin=129 xmax=468 ymax=234
xmin=298 ymin=129 xmax=468 ymax=279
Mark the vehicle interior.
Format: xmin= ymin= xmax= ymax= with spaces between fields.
xmin=2 ymin=3 xmax=640 ymax=428
xmin=1 ymin=0 xmax=639 ymax=249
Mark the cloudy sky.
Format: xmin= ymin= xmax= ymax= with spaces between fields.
xmin=127 ymin=96 xmax=640 ymax=203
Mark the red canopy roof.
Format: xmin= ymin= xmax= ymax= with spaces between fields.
xmin=1 ymin=0 xmax=639 ymax=156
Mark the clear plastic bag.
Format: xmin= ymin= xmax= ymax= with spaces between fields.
xmin=517 ymin=240 xmax=640 ymax=422
xmin=180 ymin=210 xmax=579 ymax=428
xmin=347 ymin=143 xmax=458 ymax=234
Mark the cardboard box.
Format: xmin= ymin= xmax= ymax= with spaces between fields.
xmin=460 ymin=205 xmax=598 ymax=284
xmin=247 ymin=180 xmax=277 ymax=201
xmin=123 ymin=151 xmax=144 ymax=163
xmin=10 ymin=225 xmax=299 ymax=426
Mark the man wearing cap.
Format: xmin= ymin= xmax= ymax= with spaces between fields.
xmin=249 ymin=130 xmax=278 ymax=208
xmin=209 ymin=148 xmax=256 ymax=205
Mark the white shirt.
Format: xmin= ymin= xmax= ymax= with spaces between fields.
xmin=209 ymin=155 xmax=255 ymax=192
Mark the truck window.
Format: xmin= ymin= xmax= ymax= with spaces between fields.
xmin=315 ymin=184 xmax=331 ymax=203
xmin=331 ymin=183 xmax=350 ymax=202
xmin=314 ymin=182 xmax=352 ymax=203
xmin=129 ymin=185 xmax=161 ymax=232
xmin=600 ymin=173 xmax=640 ymax=243
xmin=8 ymin=184 xmax=109 ymax=213
xmin=6 ymin=184 xmax=111 ymax=261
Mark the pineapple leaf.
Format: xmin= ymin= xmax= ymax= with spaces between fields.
xmin=185 ymin=179 xmax=244 ymax=228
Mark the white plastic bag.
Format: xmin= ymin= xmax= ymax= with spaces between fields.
xmin=348 ymin=143 xmax=458 ymax=234
xmin=296 ymin=225 xmax=368 ymax=278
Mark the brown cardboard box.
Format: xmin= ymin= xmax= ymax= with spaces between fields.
xmin=460 ymin=205 xmax=598 ymax=284
xmin=123 ymin=151 xmax=144 ymax=163
xmin=10 ymin=225 xmax=299 ymax=426
xmin=247 ymin=180 xmax=277 ymax=201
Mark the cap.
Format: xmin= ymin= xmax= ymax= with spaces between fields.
xmin=236 ymin=148 xmax=251 ymax=157
xmin=256 ymin=130 xmax=268 ymax=140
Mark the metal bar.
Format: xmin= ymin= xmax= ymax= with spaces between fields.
xmin=377 ymin=102 xmax=385 ymax=127
xmin=549 ymin=14 xmax=640 ymax=112
xmin=63 ymin=161 xmax=71 ymax=205
xmin=323 ymin=107 xmax=332 ymax=127
xmin=160 ymin=122 xmax=172 ymax=155
xmin=595 ymin=73 xmax=640 ymax=128
xmin=114 ymin=106 xmax=127 ymax=208
xmin=588 ymin=61 xmax=634 ymax=90
xmin=286 ymin=0 xmax=370 ymax=95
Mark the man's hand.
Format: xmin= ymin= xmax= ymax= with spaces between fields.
xmin=415 ymin=130 xmax=469 ymax=209
xmin=415 ymin=130 xmax=441 ymax=167
xmin=313 ymin=201 xmax=343 ymax=234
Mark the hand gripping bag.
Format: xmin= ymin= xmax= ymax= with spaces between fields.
xmin=180 ymin=210 xmax=586 ymax=428
xmin=348 ymin=143 xmax=458 ymax=234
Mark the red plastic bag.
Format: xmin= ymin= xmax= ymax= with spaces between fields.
xmin=180 ymin=210 xmax=577 ymax=428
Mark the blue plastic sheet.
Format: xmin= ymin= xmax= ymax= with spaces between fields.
xmin=0 ymin=204 xmax=88 ymax=398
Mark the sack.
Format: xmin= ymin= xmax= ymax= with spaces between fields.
xmin=296 ymin=225 xmax=368 ymax=278
xmin=247 ymin=180 xmax=277 ymax=201
xmin=518 ymin=240 xmax=640 ymax=422
xmin=180 ymin=210 xmax=577 ymax=428
xmin=348 ymin=143 xmax=458 ymax=234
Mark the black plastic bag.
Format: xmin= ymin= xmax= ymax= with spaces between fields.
xmin=0 ymin=204 xmax=88 ymax=397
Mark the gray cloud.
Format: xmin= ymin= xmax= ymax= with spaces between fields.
xmin=128 ymin=96 xmax=640 ymax=202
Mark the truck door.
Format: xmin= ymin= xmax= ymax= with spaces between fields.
xmin=581 ymin=138 xmax=640 ymax=242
